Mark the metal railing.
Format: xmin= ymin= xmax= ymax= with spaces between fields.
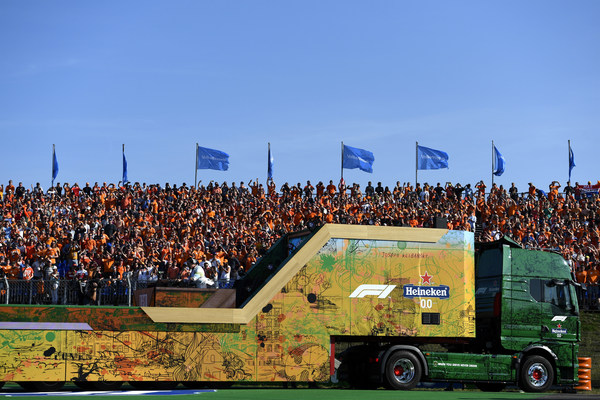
xmin=0 ymin=278 xmax=234 ymax=306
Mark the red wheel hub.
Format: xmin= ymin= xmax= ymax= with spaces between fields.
xmin=532 ymin=369 xmax=542 ymax=381
xmin=394 ymin=366 xmax=404 ymax=376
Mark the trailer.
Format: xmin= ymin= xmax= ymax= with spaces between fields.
xmin=0 ymin=224 xmax=580 ymax=392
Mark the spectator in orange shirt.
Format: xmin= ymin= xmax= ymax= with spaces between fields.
xmin=326 ymin=180 xmax=336 ymax=197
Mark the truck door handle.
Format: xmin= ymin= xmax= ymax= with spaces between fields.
xmin=541 ymin=325 xmax=549 ymax=333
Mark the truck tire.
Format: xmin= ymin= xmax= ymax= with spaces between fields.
xmin=519 ymin=356 xmax=554 ymax=392
xmin=384 ymin=351 xmax=421 ymax=390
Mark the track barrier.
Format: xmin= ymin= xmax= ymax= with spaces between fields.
xmin=575 ymin=356 xmax=592 ymax=391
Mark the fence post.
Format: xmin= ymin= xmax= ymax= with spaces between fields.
xmin=96 ymin=280 xmax=101 ymax=306
xmin=127 ymin=275 xmax=132 ymax=307
xmin=3 ymin=277 xmax=8 ymax=305
xmin=62 ymin=280 xmax=67 ymax=305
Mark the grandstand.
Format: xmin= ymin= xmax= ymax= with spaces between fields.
xmin=0 ymin=179 xmax=597 ymax=308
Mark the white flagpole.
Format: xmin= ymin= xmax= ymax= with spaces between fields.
xmin=194 ymin=143 xmax=198 ymax=187
xmin=51 ymin=144 xmax=55 ymax=187
xmin=415 ymin=141 xmax=418 ymax=188
xmin=491 ymin=140 xmax=495 ymax=187
xmin=341 ymin=141 xmax=344 ymax=182
xmin=568 ymin=139 xmax=571 ymax=184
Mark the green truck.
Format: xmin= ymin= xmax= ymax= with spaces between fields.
xmin=338 ymin=233 xmax=580 ymax=392
xmin=0 ymin=225 xmax=580 ymax=392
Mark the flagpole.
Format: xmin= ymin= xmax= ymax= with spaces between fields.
xmin=491 ymin=140 xmax=495 ymax=187
xmin=267 ymin=142 xmax=270 ymax=183
xmin=415 ymin=141 xmax=418 ymax=188
xmin=51 ymin=144 xmax=55 ymax=187
xmin=341 ymin=141 xmax=344 ymax=182
xmin=194 ymin=143 xmax=198 ymax=187
xmin=568 ymin=139 xmax=571 ymax=184
xmin=122 ymin=143 xmax=125 ymax=184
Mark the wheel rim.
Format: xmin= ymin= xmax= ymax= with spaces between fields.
xmin=527 ymin=362 xmax=548 ymax=387
xmin=391 ymin=358 xmax=415 ymax=384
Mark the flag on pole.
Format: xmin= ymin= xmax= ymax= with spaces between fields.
xmin=569 ymin=141 xmax=575 ymax=182
xmin=493 ymin=145 xmax=505 ymax=176
xmin=267 ymin=143 xmax=274 ymax=180
xmin=196 ymin=146 xmax=229 ymax=171
xmin=52 ymin=145 xmax=59 ymax=185
xmin=417 ymin=145 xmax=449 ymax=170
xmin=342 ymin=144 xmax=374 ymax=173
xmin=122 ymin=145 xmax=128 ymax=184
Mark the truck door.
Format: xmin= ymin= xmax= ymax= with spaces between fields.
xmin=508 ymin=276 xmax=541 ymax=344
xmin=535 ymin=279 xmax=579 ymax=343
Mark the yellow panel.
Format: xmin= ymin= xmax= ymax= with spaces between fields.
xmin=0 ymin=330 xmax=65 ymax=382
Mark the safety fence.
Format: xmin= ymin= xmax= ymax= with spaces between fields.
xmin=0 ymin=277 xmax=234 ymax=307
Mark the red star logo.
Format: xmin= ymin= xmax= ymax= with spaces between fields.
xmin=421 ymin=271 xmax=433 ymax=285
xmin=557 ymin=324 xmax=562 ymax=329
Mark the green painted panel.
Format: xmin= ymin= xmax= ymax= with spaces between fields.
xmin=427 ymin=352 xmax=514 ymax=382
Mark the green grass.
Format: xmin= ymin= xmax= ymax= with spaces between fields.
xmin=579 ymin=311 xmax=600 ymax=385
xmin=1 ymin=382 xmax=593 ymax=400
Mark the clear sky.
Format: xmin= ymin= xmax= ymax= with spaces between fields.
xmin=1 ymin=1 xmax=598 ymax=192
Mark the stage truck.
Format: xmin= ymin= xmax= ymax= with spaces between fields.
xmin=0 ymin=224 xmax=580 ymax=392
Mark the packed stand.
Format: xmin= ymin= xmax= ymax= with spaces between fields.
xmin=0 ymin=178 xmax=598 ymax=308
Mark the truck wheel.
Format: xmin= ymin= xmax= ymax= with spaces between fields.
xmin=519 ymin=356 xmax=554 ymax=392
xmin=384 ymin=351 xmax=421 ymax=390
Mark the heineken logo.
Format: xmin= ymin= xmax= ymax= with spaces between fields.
xmin=551 ymin=323 xmax=567 ymax=335
xmin=403 ymin=284 xmax=450 ymax=299
xmin=403 ymin=271 xmax=450 ymax=299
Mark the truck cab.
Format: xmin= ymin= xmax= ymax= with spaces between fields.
xmin=475 ymin=237 xmax=580 ymax=391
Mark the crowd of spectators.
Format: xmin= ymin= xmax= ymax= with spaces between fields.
xmin=0 ymin=178 xmax=598 ymax=308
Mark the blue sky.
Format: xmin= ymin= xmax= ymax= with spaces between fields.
xmin=1 ymin=1 xmax=598 ymax=192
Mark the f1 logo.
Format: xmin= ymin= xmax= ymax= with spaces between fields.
xmin=349 ymin=284 xmax=396 ymax=299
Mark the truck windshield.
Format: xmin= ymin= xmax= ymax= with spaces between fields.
xmin=543 ymin=281 xmax=574 ymax=312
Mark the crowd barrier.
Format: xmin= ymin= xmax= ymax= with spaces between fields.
xmin=0 ymin=278 xmax=234 ymax=307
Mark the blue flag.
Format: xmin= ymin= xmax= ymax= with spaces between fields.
xmin=52 ymin=146 xmax=59 ymax=184
xmin=122 ymin=150 xmax=128 ymax=184
xmin=569 ymin=143 xmax=575 ymax=182
xmin=493 ymin=145 xmax=505 ymax=176
xmin=342 ymin=144 xmax=374 ymax=173
xmin=417 ymin=145 xmax=449 ymax=170
xmin=196 ymin=146 xmax=229 ymax=171
xmin=268 ymin=145 xmax=274 ymax=180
